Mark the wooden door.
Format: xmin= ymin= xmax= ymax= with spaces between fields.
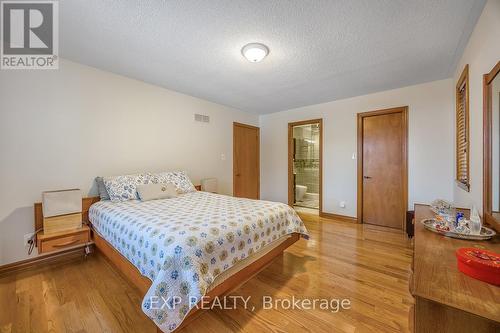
xmin=358 ymin=108 xmax=407 ymax=229
xmin=233 ymin=122 xmax=260 ymax=199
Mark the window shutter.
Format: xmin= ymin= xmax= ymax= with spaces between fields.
xmin=456 ymin=65 xmax=470 ymax=191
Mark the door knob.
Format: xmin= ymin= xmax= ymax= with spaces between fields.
xmin=363 ymin=176 xmax=372 ymax=179
xmin=236 ymin=174 xmax=241 ymax=177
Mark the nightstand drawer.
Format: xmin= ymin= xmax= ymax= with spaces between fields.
xmin=38 ymin=227 xmax=90 ymax=254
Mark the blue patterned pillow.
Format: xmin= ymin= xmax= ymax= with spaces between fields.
xmin=103 ymin=173 xmax=151 ymax=202
xmin=153 ymin=171 xmax=196 ymax=194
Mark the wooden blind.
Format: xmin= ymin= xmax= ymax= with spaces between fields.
xmin=456 ymin=65 xmax=469 ymax=191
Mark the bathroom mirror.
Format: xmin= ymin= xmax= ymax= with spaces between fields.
xmin=483 ymin=61 xmax=500 ymax=232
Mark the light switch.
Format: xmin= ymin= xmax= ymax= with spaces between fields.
xmin=352 ymin=153 xmax=356 ymax=160
xmin=221 ymin=153 xmax=226 ymax=161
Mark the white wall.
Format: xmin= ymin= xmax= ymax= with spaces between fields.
xmin=0 ymin=59 xmax=258 ymax=265
xmin=452 ymin=0 xmax=500 ymax=211
xmin=260 ymin=79 xmax=455 ymax=217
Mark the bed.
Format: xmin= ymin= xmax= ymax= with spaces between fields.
xmin=85 ymin=190 xmax=308 ymax=332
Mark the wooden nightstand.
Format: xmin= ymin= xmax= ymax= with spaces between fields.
xmin=37 ymin=225 xmax=90 ymax=254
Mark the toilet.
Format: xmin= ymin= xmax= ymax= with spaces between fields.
xmin=295 ymin=185 xmax=307 ymax=202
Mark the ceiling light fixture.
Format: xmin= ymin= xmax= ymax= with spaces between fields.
xmin=241 ymin=43 xmax=269 ymax=63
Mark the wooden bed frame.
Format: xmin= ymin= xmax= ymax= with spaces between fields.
xmin=34 ymin=194 xmax=301 ymax=332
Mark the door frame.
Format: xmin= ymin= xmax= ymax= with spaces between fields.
xmin=288 ymin=119 xmax=323 ymax=213
xmin=357 ymin=107 xmax=408 ymax=229
xmin=233 ymin=122 xmax=260 ymax=199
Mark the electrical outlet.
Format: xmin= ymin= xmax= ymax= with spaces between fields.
xmin=339 ymin=201 xmax=346 ymax=208
xmin=24 ymin=232 xmax=34 ymax=247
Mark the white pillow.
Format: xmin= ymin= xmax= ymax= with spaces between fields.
xmin=137 ymin=183 xmax=177 ymax=201
xmin=103 ymin=173 xmax=151 ymax=202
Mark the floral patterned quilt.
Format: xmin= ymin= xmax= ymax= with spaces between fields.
xmin=89 ymin=191 xmax=308 ymax=332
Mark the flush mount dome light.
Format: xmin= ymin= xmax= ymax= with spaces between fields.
xmin=241 ymin=43 xmax=269 ymax=62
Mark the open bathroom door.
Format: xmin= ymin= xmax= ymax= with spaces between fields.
xmin=288 ymin=119 xmax=323 ymax=212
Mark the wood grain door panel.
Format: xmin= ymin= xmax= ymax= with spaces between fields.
xmin=360 ymin=110 xmax=406 ymax=229
xmin=233 ymin=123 xmax=260 ymax=199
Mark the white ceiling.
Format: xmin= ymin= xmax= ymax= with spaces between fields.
xmin=60 ymin=0 xmax=485 ymax=114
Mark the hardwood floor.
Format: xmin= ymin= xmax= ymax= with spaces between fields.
xmin=0 ymin=213 xmax=413 ymax=333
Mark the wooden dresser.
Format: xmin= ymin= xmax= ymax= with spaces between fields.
xmin=410 ymin=205 xmax=500 ymax=332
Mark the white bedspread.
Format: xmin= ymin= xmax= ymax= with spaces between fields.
xmin=89 ymin=191 xmax=308 ymax=332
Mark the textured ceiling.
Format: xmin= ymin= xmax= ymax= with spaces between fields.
xmin=60 ymin=0 xmax=485 ymax=114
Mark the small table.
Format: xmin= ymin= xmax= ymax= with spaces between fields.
xmin=37 ymin=225 xmax=91 ymax=254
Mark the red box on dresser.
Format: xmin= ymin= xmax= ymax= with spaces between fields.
xmin=456 ymin=248 xmax=500 ymax=286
